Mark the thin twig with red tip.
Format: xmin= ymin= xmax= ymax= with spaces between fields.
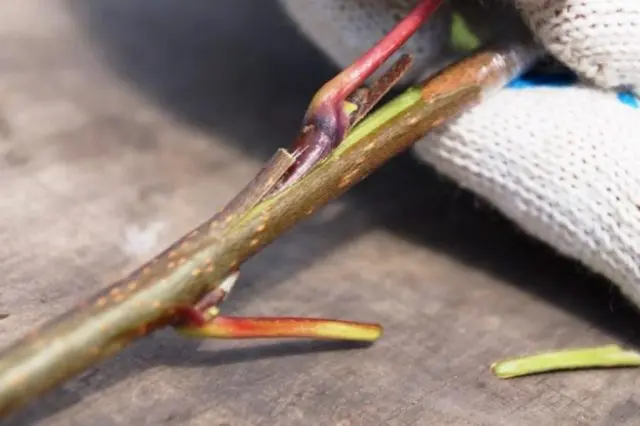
xmin=306 ymin=0 xmax=443 ymax=110
xmin=176 ymin=270 xmax=381 ymax=342
xmin=176 ymin=267 xmax=381 ymax=342
xmin=277 ymin=0 xmax=444 ymax=188
xmin=180 ymin=316 xmax=382 ymax=342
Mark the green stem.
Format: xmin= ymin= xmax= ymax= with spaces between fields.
xmin=491 ymin=345 xmax=640 ymax=379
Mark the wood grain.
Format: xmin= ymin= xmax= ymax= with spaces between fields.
xmin=1 ymin=1 xmax=639 ymax=425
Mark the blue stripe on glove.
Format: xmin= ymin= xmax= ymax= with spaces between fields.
xmin=617 ymin=91 xmax=639 ymax=109
xmin=507 ymin=72 xmax=638 ymax=109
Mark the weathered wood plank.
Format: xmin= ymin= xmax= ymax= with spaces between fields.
xmin=1 ymin=1 xmax=639 ymax=425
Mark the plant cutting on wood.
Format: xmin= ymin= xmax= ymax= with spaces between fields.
xmin=2 ymin=0 xmax=635 ymax=420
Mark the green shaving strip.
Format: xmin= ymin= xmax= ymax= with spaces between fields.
xmin=491 ymin=344 xmax=640 ymax=379
xmin=450 ymin=13 xmax=481 ymax=52
xmin=337 ymin=87 xmax=423 ymax=155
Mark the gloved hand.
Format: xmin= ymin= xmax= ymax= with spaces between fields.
xmin=277 ymin=0 xmax=640 ymax=307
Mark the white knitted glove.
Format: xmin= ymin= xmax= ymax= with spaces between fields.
xmin=278 ymin=0 xmax=640 ymax=307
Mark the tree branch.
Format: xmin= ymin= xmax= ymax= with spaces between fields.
xmin=0 ymin=39 xmax=541 ymax=419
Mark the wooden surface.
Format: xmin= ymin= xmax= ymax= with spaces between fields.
xmin=1 ymin=1 xmax=640 ymax=425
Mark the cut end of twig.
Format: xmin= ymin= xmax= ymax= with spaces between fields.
xmin=219 ymin=272 xmax=240 ymax=294
xmin=305 ymin=0 xmax=442 ymax=115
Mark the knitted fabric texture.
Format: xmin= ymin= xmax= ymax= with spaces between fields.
xmin=513 ymin=0 xmax=640 ymax=92
xmin=415 ymin=84 xmax=640 ymax=307
xmin=279 ymin=0 xmax=640 ymax=307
